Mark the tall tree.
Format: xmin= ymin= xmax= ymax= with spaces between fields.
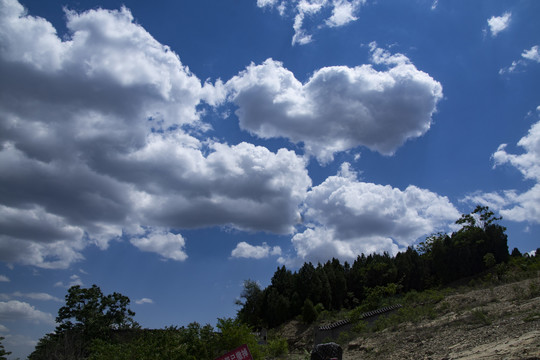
xmin=56 ymin=285 xmax=138 ymax=336
xmin=30 ymin=285 xmax=139 ymax=360
xmin=236 ymin=280 xmax=263 ymax=327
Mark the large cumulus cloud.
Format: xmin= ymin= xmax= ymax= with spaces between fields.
xmin=281 ymin=163 xmax=460 ymax=264
xmin=0 ymin=0 xmax=311 ymax=268
xmin=226 ymin=44 xmax=443 ymax=163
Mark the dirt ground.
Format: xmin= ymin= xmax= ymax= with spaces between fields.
xmin=281 ymin=276 xmax=540 ymax=360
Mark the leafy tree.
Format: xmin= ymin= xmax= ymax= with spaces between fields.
xmin=0 ymin=336 xmax=11 ymax=360
xmin=215 ymin=318 xmax=263 ymax=360
xmin=56 ymin=285 xmax=138 ymax=335
xmin=89 ymin=328 xmax=190 ymax=360
xmin=236 ymin=280 xmax=263 ymax=328
xmin=30 ymin=285 xmax=138 ymax=360
xmin=265 ymin=335 xmax=289 ymax=358
xmin=301 ymin=298 xmax=317 ymax=324
xmin=483 ymin=252 xmax=496 ymax=269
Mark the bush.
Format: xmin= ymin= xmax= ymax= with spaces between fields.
xmin=469 ymin=309 xmax=491 ymax=326
xmin=215 ymin=318 xmax=263 ymax=360
xmin=265 ymin=336 xmax=288 ymax=359
xmin=301 ymin=299 xmax=317 ymax=324
xmin=483 ymin=253 xmax=496 ymax=269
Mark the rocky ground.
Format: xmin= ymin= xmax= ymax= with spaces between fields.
xmin=279 ymin=275 xmax=540 ymax=359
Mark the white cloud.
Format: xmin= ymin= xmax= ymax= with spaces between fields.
xmin=493 ymin=121 xmax=540 ymax=183
xmin=0 ymin=0 xmax=311 ymax=268
xmin=431 ymin=0 xmax=438 ymax=10
xmin=227 ymin=45 xmax=442 ymax=163
xmin=130 ymin=229 xmax=188 ymax=261
xmin=231 ymin=242 xmax=282 ymax=259
xmin=500 ymin=45 xmax=540 ymax=74
xmin=522 ymin=45 xmax=540 ymax=63
xmin=487 ymin=12 xmax=511 ymax=37
xmin=54 ymin=274 xmax=83 ymax=288
xmin=256 ymin=0 xmax=366 ymax=45
xmin=2 ymin=333 xmax=38 ymax=358
xmin=11 ymin=292 xmax=62 ymax=302
xmin=0 ymin=301 xmax=54 ymax=324
xmin=326 ymin=0 xmax=364 ymax=27
xmin=0 ymin=324 xmax=8 ymax=333
xmin=282 ymin=163 xmax=459 ymax=264
xmin=0 ymin=275 xmax=9 ymax=282
xmin=490 ymin=118 xmax=540 ymax=223
xmin=257 ymin=0 xmax=279 ymax=6
xmin=464 ymin=114 xmax=540 ymax=224
xmin=135 ymin=298 xmax=154 ymax=305
xmin=124 ymin=139 xmax=311 ymax=235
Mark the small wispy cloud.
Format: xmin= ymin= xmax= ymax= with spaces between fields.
xmin=0 ymin=275 xmax=9 ymax=282
xmin=1 ymin=292 xmax=62 ymax=302
xmin=12 ymin=292 xmax=62 ymax=302
xmin=135 ymin=298 xmax=154 ymax=305
xmin=500 ymin=45 xmax=540 ymax=74
xmin=231 ymin=242 xmax=282 ymax=259
xmin=0 ymin=300 xmax=55 ymax=324
xmin=54 ymin=274 xmax=83 ymax=288
xmin=257 ymin=0 xmax=367 ymax=45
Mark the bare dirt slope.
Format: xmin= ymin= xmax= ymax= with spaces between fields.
xmin=283 ymin=276 xmax=540 ymax=360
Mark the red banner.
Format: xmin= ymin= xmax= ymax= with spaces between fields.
xmin=214 ymin=344 xmax=253 ymax=360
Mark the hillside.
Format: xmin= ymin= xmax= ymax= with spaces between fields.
xmin=279 ymin=276 xmax=540 ymax=359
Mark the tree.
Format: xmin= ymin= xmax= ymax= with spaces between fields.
xmin=264 ymin=287 xmax=290 ymax=327
xmin=236 ymin=280 xmax=263 ymax=327
xmin=56 ymin=284 xmax=138 ymax=336
xmin=30 ymin=285 xmax=139 ymax=360
xmin=0 ymin=336 xmax=11 ymax=360
xmin=301 ymin=298 xmax=317 ymax=324
xmin=483 ymin=253 xmax=496 ymax=269
xmin=215 ymin=318 xmax=263 ymax=360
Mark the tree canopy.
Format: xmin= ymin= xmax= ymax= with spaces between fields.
xmin=236 ymin=206 xmax=510 ymax=329
xmin=56 ymin=284 xmax=138 ymax=335
xmin=30 ymin=285 xmax=138 ymax=360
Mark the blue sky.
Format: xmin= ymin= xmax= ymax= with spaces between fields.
xmin=0 ymin=0 xmax=539 ymax=358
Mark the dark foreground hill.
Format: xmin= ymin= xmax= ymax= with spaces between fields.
xmin=277 ymin=276 xmax=540 ymax=360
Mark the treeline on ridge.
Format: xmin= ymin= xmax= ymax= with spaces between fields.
xmin=26 ymin=206 xmax=538 ymax=360
xmin=236 ymin=206 xmax=511 ymax=328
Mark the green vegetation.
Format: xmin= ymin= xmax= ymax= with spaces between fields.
xmin=237 ymin=206 xmax=511 ymax=329
xmin=29 ymin=285 xmax=283 ymax=359
xmin=28 ymin=206 xmax=540 ymax=359
xmin=301 ymin=299 xmax=318 ymax=324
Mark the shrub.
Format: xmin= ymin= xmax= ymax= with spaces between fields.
xmin=265 ymin=336 xmax=288 ymax=359
xmin=469 ymin=309 xmax=491 ymax=326
xmin=301 ymin=299 xmax=317 ymax=324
